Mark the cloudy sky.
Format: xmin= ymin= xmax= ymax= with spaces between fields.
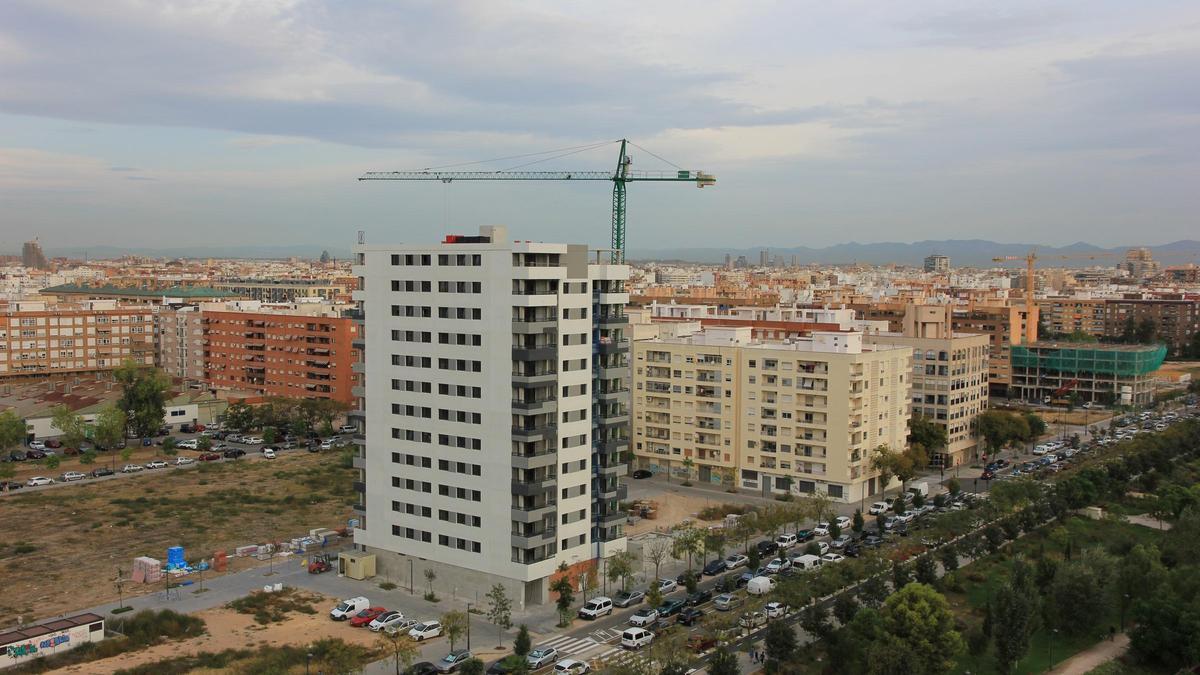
xmin=1 ymin=0 xmax=1198 ymax=253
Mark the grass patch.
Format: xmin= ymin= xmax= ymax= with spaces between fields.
xmin=1084 ymin=658 xmax=1167 ymax=675
xmin=226 ymin=587 xmax=319 ymax=625
xmin=379 ymin=581 xmax=397 ymax=591
xmin=112 ymin=637 xmax=375 ymax=675
xmin=697 ymin=503 xmax=757 ymax=521
xmin=7 ymin=609 xmax=205 ymax=674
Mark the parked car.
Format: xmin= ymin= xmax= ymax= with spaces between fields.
xmin=145 ymin=460 xmax=168 ymax=469
xmin=197 ymin=452 xmax=222 ymax=462
xmin=765 ymin=601 xmax=788 ymax=619
xmin=60 ymin=471 xmax=87 ymax=482
xmin=869 ymin=501 xmax=890 ymax=515
xmin=0 ymin=481 xmax=24 ymax=491
xmin=835 ymin=515 xmax=852 ymax=529
xmin=25 ymin=450 xmax=45 ymax=460
xmin=628 ymin=607 xmax=659 ymax=627
xmin=702 ymin=559 xmax=728 ymax=576
xmin=409 ymin=620 xmax=443 ymax=641
xmin=552 ymin=659 xmax=592 ymax=674
xmin=620 ymin=627 xmax=654 ymax=650
xmin=755 ymin=540 xmax=779 ymax=557
xmin=435 ymin=650 xmax=472 ymax=673
xmin=631 ymin=469 xmax=653 ymax=479
xmin=349 ymin=606 xmax=388 ymax=627
xmin=613 ymin=590 xmax=644 ymax=608
xmin=775 ymin=533 xmax=797 ymax=549
xmin=796 ymin=528 xmax=815 ymax=542
xmin=830 ymin=535 xmax=852 ymax=549
xmin=658 ymin=599 xmax=687 ymax=618
xmin=223 ymin=448 xmax=246 ymax=459
xmin=26 ymin=476 xmax=54 ymax=487
xmin=724 ymin=553 xmax=749 ymax=570
xmin=91 ymin=466 xmax=115 ymax=477
xmin=328 ymin=595 xmax=369 ymax=619
xmin=686 ymin=589 xmax=712 ymax=606
xmin=339 ymin=424 xmax=358 ymax=434
xmin=813 ymin=522 xmax=830 ymax=536
xmin=764 ymin=557 xmax=791 ymax=574
xmin=8 ymin=452 xmax=26 ymax=462
xmin=713 ymin=593 xmax=743 ymax=611
xmin=262 ymin=448 xmax=277 ymax=459
xmin=28 ymin=441 xmax=46 ymax=451
xmin=678 ymin=606 xmax=705 ymax=626
xmin=527 ymin=647 xmax=559 ymax=669
xmin=821 ymin=553 xmax=846 ymax=564
xmin=656 ymin=578 xmax=678 ymax=594
xmin=121 ymin=464 xmax=144 ymax=473
xmin=578 ymin=597 xmax=613 ymax=619
xmin=368 ymin=610 xmax=405 ymax=632
xmin=738 ymin=611 xmax=768 ymax=629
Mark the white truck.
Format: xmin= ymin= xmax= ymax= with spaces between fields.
xmin=330 ymin=596 xmax=370 ymax=621
xmin=907 ymin=482 xmax=929 ymax=499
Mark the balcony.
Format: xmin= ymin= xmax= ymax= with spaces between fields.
xmin=511 ymin=448 xmax=557 ymax=470
xmin=511 ymin=476 xmax=557 ymax=496
xmin=596 ymin=339 xmax=630 ymax=355
xmin=511 ymin=369 xmax=558 ymax=385
xmin=512 ymin=397 xmax=557 ymax=415
xmin=512 ymin=423 xmax=557 ymax=443
xmin=596 ymin=313 xmax=627 ymax=327
xmin=596 ymin=510 xmax=627 ymax=526
xmin=511 ymin=501 xmax=557 ymax=522
xmin=598 ymin=386 xmax=630 ymax=400
xmin=512 ymin=318 xmax=557 ymax=334
xmin=513 ymin=345 xmax=557 ymax=361
xmin=511 ymin=526 xmax=557 ymax=548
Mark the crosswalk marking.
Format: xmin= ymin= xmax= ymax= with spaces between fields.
xmin=539 ymin=635 xmax=600 ymax=656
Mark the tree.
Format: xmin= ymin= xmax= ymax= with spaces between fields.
xmin=852 ymin=509 xmax=865 ymax=535
xmin=914 ymin=555 xmax=938 ymax=586
xmin=160 ymin=437 xmax=178 ymax=457
xmin=458 ymin=659 xmax=484 ymax=675
xmin=114 ymin=361 xmax=171 ymax=438
xmin=485 ymin=584 xmax=512 ymax=647
xmin=94 ymin=406 xmax=127 ymax=467
xmin=706 ymin=645 xmax=740 ymax=675
xmin=45 ymin=454 xmax=61 ymax=470
xmin=51 ymin=405 xmax=86 ymax=450
xmin=870 ymin=444 xmax=901 ymax=492
xmin=873 ymin=583 xmax=964 ymax=675
xmin=681 ymin=457 xmax=695 ymax=486
xmin=859 ymin=574 xmax=889 ymax=609
xmin=892 ymin=561 xmax=912 ymax=590
xmin=704 ymin=531 xmax=727 ymax=564
xmin=376 ymin=631 xmax=419 ymax=675
xmin=672 ymin=526 xmax=704 ymax=571
xmin=262 ymin=426 xmax=278 ymax=444
xmin=513 ymin=624 xmax=532 ymax=657
xmin=908 ymin=415 xmax=948 ymax=463
xmin=196 ymin=435 xmax=213 ymax=452
xmin=1135 ymin=317 xmax=1157 ymax=344
xmin=1129 ymin=592 xmax=1200 ymax=670
xmin=828 ymin=522 xmax=842 ymax=540
xmin=607 ymin=551 xmax=635 ymax=592
xmin=550 ymin=566 xmax=575 ymax=627
xmin=977 ymin=410 xmax=1029 ymax=458
xmin=645 ymin=537 xmax=672 ymax=581
xmin=424 ymin=568 xmax=437 ymax=597
xmin=1022 ymin=412 xmax=1046 ymax=440
xmin=763 ymin=620 xmax=799 ymax=673
xmin=801 ymin=602 xmax=833 ymax=640
xmin=834 ymin=592 xmax=860 ymax=625
xmin=946 ymin=477 xmax=961 ymax=496
xmin=224 ymin=401 xmax=254 ymax=432
xmin=991 ymin=558 xmax=1040 ymax=674
xmin=646 ymin=585 xmax=663 ymax=611
xmin=731 ymin=512 xmax=759 ymax=554
xmin=1116 ymin=544 xmax=1166 ymax=620
xmin=1049 ymin=553 xmax=1113 ymax=636
xmin=939 ymin=545 xmax=959 ymax=573
xmin=79 ymin=450 xmax=96 ymax=466
xmin=441 ymin=610 xmax=467 ymax=651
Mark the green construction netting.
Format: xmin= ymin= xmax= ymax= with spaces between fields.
xmin=1011 ymin=344 xmax=1166 ymax=377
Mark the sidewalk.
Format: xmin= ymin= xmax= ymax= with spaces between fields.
xmin=1048 ymin=633 xmax=1129 ymax=675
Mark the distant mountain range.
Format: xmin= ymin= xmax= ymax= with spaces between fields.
xmin=627 ymin=239 xmax=1200 ymax=267
xmin=6 ymin=239 xmax=1199 ymax=267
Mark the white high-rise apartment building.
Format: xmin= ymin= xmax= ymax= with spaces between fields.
xmin=351 ymin=226 xmax=629 ymax=606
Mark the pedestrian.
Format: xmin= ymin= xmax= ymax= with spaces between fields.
xmin=749 ymin=648 xmax=757 ymax=662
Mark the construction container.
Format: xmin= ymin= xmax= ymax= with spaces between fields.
xmin=338 ymin=552 xmax=376 ymax=580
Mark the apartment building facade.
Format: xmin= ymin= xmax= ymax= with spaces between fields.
xmin=632 ymin=327 xmax=911 ymax=504
xmin=1103 ymin=297 xmax=1200 ymax=356
xmin=351 ymin=226 xmax=629 ymax=607
xmin=1037 ymin=297 xmax=1107 ymax=339
xmin=201 ymin=301 xmax=358 ymax=403
xmin=865 ymin=305 xmax=989 ymax=468
xmin=156 ymin=304 xmax=205 ymax=381
xmin=0 ymin=300 xmax=154 ymax=378
xmin=213 ymin=279 xmax=348 ymax=303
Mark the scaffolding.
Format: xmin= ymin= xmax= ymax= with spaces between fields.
xmin=1011 ymin=343 xmax=1166 ymax=377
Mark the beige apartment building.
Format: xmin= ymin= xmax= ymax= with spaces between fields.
xmin=865 ymin=305 xmax=990 ymax=468
xmin=0 ymin=300 xmax=154 ymax=378
xmin=156 ymin=304 xmax=205 ymax=381
xmin=633 ymin=326 xmax=911 ymax=503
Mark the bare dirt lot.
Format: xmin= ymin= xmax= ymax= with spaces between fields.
xmin=0 ymin=450 xmax=354 ymax=621
xmin=625 ymin=488 xmax=742 ymax=536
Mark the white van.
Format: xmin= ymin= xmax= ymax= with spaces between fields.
xmin=578 ymin=596 xmax=613 ymax=620
xmin=746 ymin=576 xmax=775 ymax=595
xmin=774 ymin=533 xmax=797 ymax=549
xmin=620 ymin=627 xmax=654 ymax=649
xmin=330 ymin=596 xmax=370 ymax=620
xmin=869 ymin=501 xmax=890 ymax=515
xmin=791 ymin=554 xmax=823 ymax=572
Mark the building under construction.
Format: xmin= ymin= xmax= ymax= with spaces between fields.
xmin=1010 ymin=342 xmax=1166 ymax=407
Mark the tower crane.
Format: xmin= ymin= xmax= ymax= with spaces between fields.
xmin=992 ymin=250 xmax=1118 ymax=343
xmin=359 ymin=139 xmax=715 ymax=263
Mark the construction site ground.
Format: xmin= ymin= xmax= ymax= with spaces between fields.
xmin=0 ymin=449 xmax=354 ymax=621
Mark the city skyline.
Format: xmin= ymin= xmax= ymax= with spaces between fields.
xmin=2 ymin=1 xmax=1198 ymax=250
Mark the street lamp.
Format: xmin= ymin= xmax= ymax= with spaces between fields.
xmin=465 ymin=603 xmax=472 ymax=650
xmin=306 ymin=652 xmax=313 ymax=675
xmin=409 ymin=559 xmax=415 ymax=595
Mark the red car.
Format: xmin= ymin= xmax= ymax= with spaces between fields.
xmin=348 ymin=606 xmax=387 ymax=627
xmin=198 ymin=452 xmax=222 ymax=462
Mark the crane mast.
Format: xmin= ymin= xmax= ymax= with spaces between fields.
xmin=360 ymin=139 xmax=714 ymax=263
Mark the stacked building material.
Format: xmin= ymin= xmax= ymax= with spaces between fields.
xmin=131 ymin=557 xmax=162 ymax=584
